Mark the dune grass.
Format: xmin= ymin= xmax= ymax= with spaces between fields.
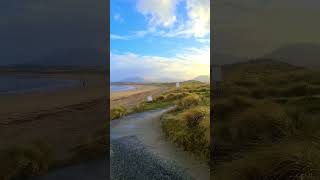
xmin=0 ymin=141 xmax=53 ymax=180
xmin=0 ymin=126 xmax=108 ymax=180
xmin=212 ymin=61 xmax=320 ymax=178
xmin=111 ymin=106 xmax=128 ymax=120
xmin=161 ymin=81 xmax=210 ymax=161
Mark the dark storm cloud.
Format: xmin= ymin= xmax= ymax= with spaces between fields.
xmin=0 ymin=0 xmax=106 ymax=65
xmin=214 ymin=0 xmax=320 ymax=58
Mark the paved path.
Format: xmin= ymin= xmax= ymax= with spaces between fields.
xmin=32 ymin=107 xmax=210 ymax=180
xmin=110 ymin=107 xmax=210 ymax=180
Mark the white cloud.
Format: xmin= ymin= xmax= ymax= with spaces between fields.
xmin=185 ymin=0 xmax=210 ymax=38
xmin=110 ymin=34 xmax=130 ymax=40
xmin=113 ymin=13 xmax=124 ymax=23
xmin=136 ymin=0 xmax=180 ymax=28
xmin=111 ymin=46 xmax=210 ymax=82
xmin=135 ymin=0 xmax=210 ymax=38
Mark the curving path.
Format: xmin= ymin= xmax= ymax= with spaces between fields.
xmin=32 ymin=107 xmax=210 ymax=180
xmin=110 ymin=107 xmax=210 ymax=180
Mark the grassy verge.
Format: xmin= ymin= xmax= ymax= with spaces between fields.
xmin=0 ymin=127 xmax=107 ymax=180
xmin=161 ymin=81 xmax=210 ymax=161
xmin=212 ymin=61 xmax=320 ymax=179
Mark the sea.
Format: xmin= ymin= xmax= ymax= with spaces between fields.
xmin=0 ymin=75 xmax=80 ymax=95
xmin=110 ymin=85 xmax=136 ymax=92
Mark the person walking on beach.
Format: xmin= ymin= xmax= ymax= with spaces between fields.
xmin=82 ymin=80 xmax=86 ymax=88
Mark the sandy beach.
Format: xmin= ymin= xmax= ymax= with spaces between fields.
xmin=110 ymin=84 xmax=169 ymax=110
xmin=0 ymin=71 xmax=107 ymax=162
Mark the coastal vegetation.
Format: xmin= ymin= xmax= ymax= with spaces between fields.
xmin=110 ymin=81 xmax=211 ymax=161
xmin=159 ymin=81 xmax=210 ymax=161
xmin=0 ymin=127 xmax=107 ymax=180
xmin=212 ymin=59 xmax=320 ymax=179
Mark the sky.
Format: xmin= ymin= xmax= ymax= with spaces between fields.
xmin=110 ymin=0 xmax=210 ymax=82
xmin=214 ymin=0 xmax=320 ymax=58
xmin=0 ymin=0 xmax=106 ymax=66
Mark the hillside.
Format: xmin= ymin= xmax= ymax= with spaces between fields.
xmin=193 ymin=75 xmax=210 ymax=83
xmin=263 ymin=43 xmax=320 ymax=68
xmin=212 ymin=52 xmax=245 ymax=65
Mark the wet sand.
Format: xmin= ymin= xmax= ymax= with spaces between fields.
xmin=0 ymin=72 xmax=107 ymax=161
xmin=110 ymin=84 xmax=168 ymax=109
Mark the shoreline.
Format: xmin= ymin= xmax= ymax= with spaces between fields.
xmin=0 ymin=75 xmax=81 ymax=96
xmin=110 ymin=84 xmax=169 ymax=110
xmin=0 ymin=71 xmax=107 ymax=163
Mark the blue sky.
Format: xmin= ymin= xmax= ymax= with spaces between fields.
xmin=110 ymin=0 xmax=210 ymax=82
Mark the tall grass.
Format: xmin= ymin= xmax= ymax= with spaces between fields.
xmin=0 ymin=141 xmax=52 ymax=180
xmin=231 ymin=102 xmax=293 ymax=145
xmin=111 ymin=106 xmax=127 ymax=120
xmin=213 ymin=141 xmax=320 ymax=180
xmin=161 ymin=82 xmax=210 ymax=160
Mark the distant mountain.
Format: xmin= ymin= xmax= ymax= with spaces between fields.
xmin=117 ymin=76 xmax=145 ymax=83
xmin=113 ymin=76 xmax=183 ymax=83
xmin=193 ymin=75 xmax=210 ymax=83
xmin=19 ymin=48 xmax=106 ymax=68
xmin=212 ymin=52 xmax=245 ymax=65
xmin=221 ymin=59 xmax=301 ymax=76
xmin=262 ymin=43 xmax=320 ymax=68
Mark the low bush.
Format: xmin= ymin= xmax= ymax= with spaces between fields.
xmin=183 ymin=107 xmax=208 ymax=129
xmin=155 ymin=95 xmax=166 ymax=101
xmin=111 ymin=106 xmax=127 ymax=120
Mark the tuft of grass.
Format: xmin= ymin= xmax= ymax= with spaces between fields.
xmin=111 ymin=106 xmax=127 ymax=120
xmin=231 ymin=102 xmax=293 ymax=145
xmin=183 ymin=106 xmax=208 ymax=129
xmin=132 ymin=103 xmax=145 ymax=113
xmin=281 ymin=83 xmax=309 ymax=97
xmin=69 ymin=133 xmax=107 ymax=164
xmin=213 ymin=141 xmax=320 ymax=180
xmin=162 ymin=105 xmax=210 ymax=160
xmin=177 ymin=94 xmax=202 ymax=109
xmin=0 ymin=141 xmax=53 ymax=180
xmin=213 ymin=96 xmax=256 ymax=121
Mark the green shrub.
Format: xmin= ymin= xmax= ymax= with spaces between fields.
xmin=183 ymin=107 xmax=208 ymax=128
xmin=111 ymin=106 xmax=127 ymax=120
xmin=231 ymin=102 xmax=293 ymax=145
xmin=155 ymin=95 xmax=166 ymax=101
xmin=177 ymin=94 xmax=201 ymax=109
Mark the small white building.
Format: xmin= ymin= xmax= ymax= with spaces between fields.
xmin=176 ymin=82 xmax=180 ymax=88
xmin=147 ymin=95 xmax=153 ymax=102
